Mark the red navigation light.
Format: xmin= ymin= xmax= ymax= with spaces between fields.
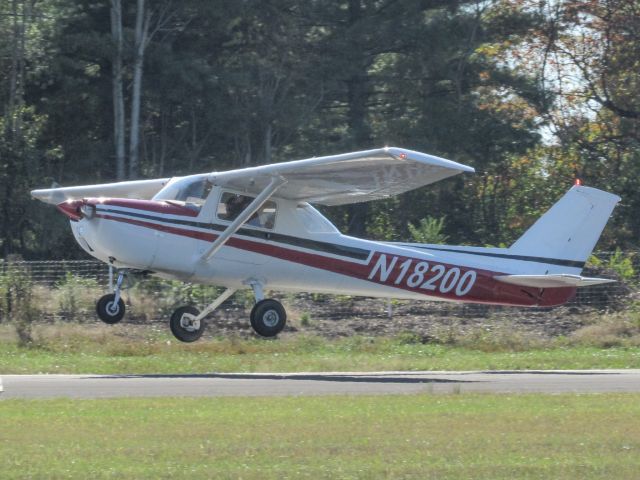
xmin=574 ymin=178 xmax=582 ymax=186
xmin=399 ymin=152 xmax=407 ymax=159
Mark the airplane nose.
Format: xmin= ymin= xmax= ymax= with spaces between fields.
xmin=56 ymin=200 xmax=84 ymax=221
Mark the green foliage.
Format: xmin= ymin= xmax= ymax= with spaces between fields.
xmin=394 ymin=331 xmax=424 ymax=345
xmin=0 ymin=0 xmax=637 ymax=257
xmin=0 ymin=261 xmax=39 ymax=345
xmin=55 ymin=272 xmax=101 ymax=322
xmin=589 ymin=249 xmax=636 ymax=282
xmin=408 ymin=216 xmax=449 ymax=244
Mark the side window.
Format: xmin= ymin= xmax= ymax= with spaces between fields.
xmin=217 ymin=192 xmax=277 ymax=229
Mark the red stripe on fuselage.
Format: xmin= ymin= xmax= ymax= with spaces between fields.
xmin=95 ymin=212 xmax=574 ymax=307
xmin=87 ymin=198 xmax=199 ymax=217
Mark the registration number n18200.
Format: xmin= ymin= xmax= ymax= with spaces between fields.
xmin=367 ymin=254 xmax=476 ymax=296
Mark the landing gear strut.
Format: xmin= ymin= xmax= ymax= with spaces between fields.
xmin=169 ymin=288 xmax=236 ymax=343
xmin=96 ymin=270 xmax=126 ymax=324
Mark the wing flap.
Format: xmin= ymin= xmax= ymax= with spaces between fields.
xmin=209 ymin=147 xmax=474 ymax=206
xmin=495 ymin=274 xmax=616 ymax=288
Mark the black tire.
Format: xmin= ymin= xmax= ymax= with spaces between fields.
xmin=96 ymin=294 xmax=125 ymax=324
xmin=250 ymin=299 xmax=286 ymax=337
xmin=170 ymin=306 xmax=204 ymax=343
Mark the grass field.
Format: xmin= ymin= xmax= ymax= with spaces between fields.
xmin=2 ymin=323 xmax=640 ymax=374
xmin=1 ymin=394 xmax=639 ymax=479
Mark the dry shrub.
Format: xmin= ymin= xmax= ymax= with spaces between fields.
xmin=126 ymin=290 xmax=160 ymax=322
xmin=0 ymin=260 xmax=40 ymax=345
xmin=434 ymin=321 xmax=548 ymax=352
xmin=53 ymin=272 xmax=102 ymax=322
xmin=569 ymin=312 xmax=640 ymax=348
xmin=33 ymin=323 xmax=114 ymax=352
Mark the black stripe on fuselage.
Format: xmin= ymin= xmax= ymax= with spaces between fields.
xmin=395 ymin=244 xmax=585 ymax=269
xmin=97 ymin=207 xmax=371 ymax=261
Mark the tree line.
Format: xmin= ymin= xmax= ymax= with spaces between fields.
xmin=0 ymin=0 xmax=638 ymax=259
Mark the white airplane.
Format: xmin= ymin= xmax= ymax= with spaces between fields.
xmin=32 ymin=147 xmax=619 ymax=342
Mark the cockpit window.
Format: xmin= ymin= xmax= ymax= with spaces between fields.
xmin=153 ymin=176 xmax=213 ymax=211
xmin=217 ymin=192 xmax=277 ymax=229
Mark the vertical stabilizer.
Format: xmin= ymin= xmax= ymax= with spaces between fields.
xmin=508 ymin=186 xmax=620 ymax=274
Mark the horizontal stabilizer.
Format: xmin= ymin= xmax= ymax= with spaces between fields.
xmin=495 ymin=274 xmax=616 ymax=288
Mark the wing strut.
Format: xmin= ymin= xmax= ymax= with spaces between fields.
xmin=200 ymin=176 xmax=287 ymax=263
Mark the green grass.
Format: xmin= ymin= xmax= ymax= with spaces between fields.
xmin=1 ymin=324 xmax=640 ymax=373
xmin=1 ymin=394 xmax=639 ymax=479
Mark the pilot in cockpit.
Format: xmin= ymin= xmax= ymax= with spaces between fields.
xmin=225 ymin=194 xmax=264 ymax=226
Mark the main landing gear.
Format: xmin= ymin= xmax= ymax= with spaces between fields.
xmin=168 ymin=282 xmax=287 ymax=342
xmin=250 ymin=299 xmax=286 ymax=337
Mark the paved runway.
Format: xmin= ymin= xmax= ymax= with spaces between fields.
xmin=1 ymin=370 xmax=640 ymax=398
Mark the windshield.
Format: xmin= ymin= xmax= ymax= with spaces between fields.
xmin=153 ymin=176 xmax=213 ymax=210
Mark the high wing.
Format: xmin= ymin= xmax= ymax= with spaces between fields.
xmin=31 ymin=178 xmax=170 ymax=205
xmin=31 ymin=147 xmax=473 ymax=207
xmin=208 ymin=147 xmax=474 ymax=206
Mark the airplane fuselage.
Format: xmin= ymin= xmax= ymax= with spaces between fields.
xmin=62 ymin=195 xmax=574 ymax=307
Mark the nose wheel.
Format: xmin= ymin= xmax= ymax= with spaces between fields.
xmin=96 ymin=269 xmax=128 ymax=324
xmin=96 ymin=293 xmax=125 ymax=324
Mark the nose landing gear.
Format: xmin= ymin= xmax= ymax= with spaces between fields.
xmin=96 ymin=270 xmax=127 ymax=324
xmin=96 ymin=294 xmax=125 ymax=324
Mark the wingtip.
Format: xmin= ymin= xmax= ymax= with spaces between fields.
xmin=31 ymin=189 xmax=48 ymax=201
xmin=386 ymin=147 xmax=475 ymax=173
xmin=31 ymin=188 xmax=65 ymax=205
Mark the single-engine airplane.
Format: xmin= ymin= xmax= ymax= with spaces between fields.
xmin=31 ymin=147 xmax=620 ymax=342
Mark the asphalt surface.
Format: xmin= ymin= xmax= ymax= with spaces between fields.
xmin=1 ymin=370 xmax=640 ymax=398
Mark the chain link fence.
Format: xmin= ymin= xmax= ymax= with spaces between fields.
xmin=0 ymin=252 xmax=637 ymax=338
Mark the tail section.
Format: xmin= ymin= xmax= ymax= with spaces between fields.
xmin=509 ymin=185 xmax=620 ymax=274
